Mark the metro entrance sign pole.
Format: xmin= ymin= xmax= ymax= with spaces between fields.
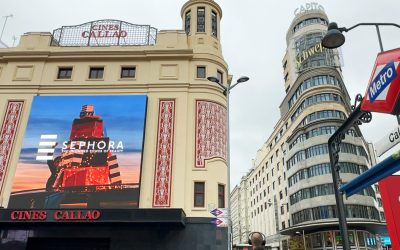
xmin=322 ymin=22 xmax=400 ymax=250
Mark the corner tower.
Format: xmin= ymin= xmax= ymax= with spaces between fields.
xmin=181 ymin=0 xmax=223 ymax=56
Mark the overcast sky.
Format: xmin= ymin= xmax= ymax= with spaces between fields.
xmin=1 ymin=0 xmax=400 ymax=189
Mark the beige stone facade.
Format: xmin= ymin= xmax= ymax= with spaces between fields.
xmin=0 ymin=0 xmax=229 ymax=219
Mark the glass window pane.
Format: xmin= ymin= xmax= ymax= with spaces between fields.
xmin=58 ymin=67 xmax=72 ymax=79
xmin=324 ymin=231 xmax=334 ymax=247
xmin=311 ymin=233 xmax=323 ymax=248
xmin=197 ymin=7 xmax=205 ymax=32
xmin=357 ymin=231 xmax=366 ymax=247
xmin=217 ymin=70 xmax=223 ymax=84
xmin=195 ymin=182 xmax=204 ymax=193
xmin=197 ymin=66 xmax=206 ymax=78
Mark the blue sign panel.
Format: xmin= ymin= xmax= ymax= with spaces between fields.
xmin=369 ymin=60 xmax=398 ymax=103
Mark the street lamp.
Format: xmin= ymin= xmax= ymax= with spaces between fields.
xmin=322 ymin=22 xmax=400 ymax=250
xmin=322 ymin=22 xmax=400 ymax=52
xmin=207 ymin=75 xmax=250 ymax=250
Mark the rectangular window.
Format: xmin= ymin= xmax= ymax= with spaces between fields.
xmin=283 ymin=60 xmax=287 ymax=70
xmin=211 ymin=10 xmax=217 ymax=37
xmin=57 ymin=67 xmax=72 ymax=79
xmin=196 ymin=66 xmax=206 ymax=78
xmin=89 ymin=67 xmax=104 ymax=79
xmin=194 ymin=182 xmax=205 ymax=207
xmin=197 ymin=7 xmax=205 ymax=32
xmin=284 ymin=73 xmax=289 ymax=82
xmin=217 ymin=70 xmax=223 ymax=84
xmin=121 ymin=67 xmax=136 ymax=78
xmin=185 ymin=10 xmax=191 ymax=34
xmin=218 ymin=184 xmax=225 ymax=208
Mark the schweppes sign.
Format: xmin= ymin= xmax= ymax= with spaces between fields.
xmin=295 ymin=42 xmax=325 ymax=68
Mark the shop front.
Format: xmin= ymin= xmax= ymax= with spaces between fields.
xmin=0 ymin=208 xmax=227 ymax=250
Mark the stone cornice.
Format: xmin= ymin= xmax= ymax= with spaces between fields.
xmin=0 ymin=49 xmax=195 ymax=62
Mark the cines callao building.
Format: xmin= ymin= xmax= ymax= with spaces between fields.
xmin=0 ymin=0 xmax=231 ymax=249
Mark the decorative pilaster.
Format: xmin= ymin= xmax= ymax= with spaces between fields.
xmin=195 ymin=100 xmax=227 ymax=168
xmin=0 ymin=101 xmax=24 ymax=191
xmin=153 ymin=100 xmax=175 ymax=207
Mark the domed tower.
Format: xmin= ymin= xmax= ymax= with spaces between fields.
xmin=181 ymin=0 xmax=223 ymax=57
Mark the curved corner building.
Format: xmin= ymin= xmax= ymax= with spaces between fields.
xmin=233 ymin=4 xmax=386 ymax=250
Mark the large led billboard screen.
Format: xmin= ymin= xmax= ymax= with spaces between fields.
xmin=9 ymin=95 xmax=147 ymax=209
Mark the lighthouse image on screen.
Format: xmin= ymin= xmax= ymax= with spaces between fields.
xmin=9 ymin=95 xmax=147 ymax=209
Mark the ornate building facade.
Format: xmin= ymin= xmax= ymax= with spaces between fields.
xmin=0 ymin=1 xmax=231 ymax=249
xmin=231 ymin=4 xmax=386 ymax=250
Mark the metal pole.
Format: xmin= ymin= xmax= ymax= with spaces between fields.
xmin=302 ymin=230 xmax=306 ymax=250
xmin=0 ymin=15 xmax=13 ymax=41
xmin=375 ymin=25 xmax=384 ymax=52
xmin=227 ymin=88 xmax=232 ymax=250
xmin=327 ymin=104 xmax=371 ymax=250
xmin=328 ymin=138 xmax=350 ymax=249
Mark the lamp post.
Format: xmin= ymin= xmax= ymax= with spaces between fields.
xmin=322 ymin=22 xmax=400 ymax=250
xmin=207 ymin=75 xmax=250 ymax=250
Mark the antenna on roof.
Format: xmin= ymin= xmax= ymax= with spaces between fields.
xmin=0 ymin=14 xmax=13 ymax=41
xmin=12 ymin=35 xmax=17 ymax=47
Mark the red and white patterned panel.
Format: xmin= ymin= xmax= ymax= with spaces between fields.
xmin=195 ymin=100 xmax=227 ymax=168
xmin=153 ymin=100 xmax=175 ymax=207
xmin=0 ymin=101 xmax=24 ymax=191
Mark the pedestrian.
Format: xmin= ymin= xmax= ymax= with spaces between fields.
xmin=248 ymin=232 xmax=266 ymax=250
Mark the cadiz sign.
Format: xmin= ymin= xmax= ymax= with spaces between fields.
xmin=375 ymin=126 xmax=400 ymax=157
xmin=294 ymin=3 xmax=324 ymax=16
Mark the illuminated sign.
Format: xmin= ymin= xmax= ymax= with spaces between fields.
xmin=52 ymin=20 xmax=157 ymax=47
xmin=0 ymin=208 xmax=186 ymax=224
xmin=10 ymin=210 xmax=101 ymax=221
xmin=9 ymin=95 xmax=147 ymax=210
xmin=295 ymin=42 xmax=324 ymax=67
xmin=294 ymin=2 xmax=324 ymax=16
xmin=81 ymin=24 xmax=127 ymax=39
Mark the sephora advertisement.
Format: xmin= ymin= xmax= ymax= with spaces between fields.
xmin=9 ymin=95 xmax=147 ymax=209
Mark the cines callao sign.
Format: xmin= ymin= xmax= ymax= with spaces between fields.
xmin=9 ymin=210 xmax=101 ymax=221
